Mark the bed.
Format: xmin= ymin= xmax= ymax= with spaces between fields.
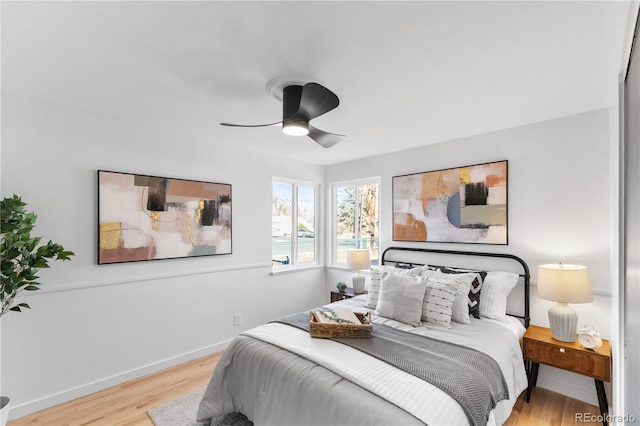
xmin=197 ymin=247 xmax=531 ymax=426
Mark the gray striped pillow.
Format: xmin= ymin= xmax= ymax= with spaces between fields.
xmin=422 ymin=278 xmax=457 ymax=328
xmin=365 ymin=268 xmax=383 ymax=309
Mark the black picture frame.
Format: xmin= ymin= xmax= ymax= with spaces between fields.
xmin=98 ymin=170 xmax=232 ymax=264
xmin=392 ymin=160 xmax=508 ymax=245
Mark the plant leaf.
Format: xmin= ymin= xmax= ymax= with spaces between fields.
xmin=2 ymin=194 xmax=74 ymax=315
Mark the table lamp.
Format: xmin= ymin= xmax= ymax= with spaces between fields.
xmin=347 ymin=249 xmax=370 ymax=294
xmin=537 ymin=263 xmax=592 ymax=342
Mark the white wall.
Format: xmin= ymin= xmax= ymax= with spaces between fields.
xmin=326 ymin=108 xmax=613 ymax=406
xmin=0 ymin=95 xmax=327 ymax=419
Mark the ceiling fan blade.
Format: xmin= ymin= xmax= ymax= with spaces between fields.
xmin=220 ymin=121 xmax=281 ymax=128
xmin=296 ymin=83 xmax=339 ymax=120
xmin=308 ymin=125 xmax=345 ymax=149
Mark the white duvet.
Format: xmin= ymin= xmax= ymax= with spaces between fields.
xmin=198 ymin=295 xmax=528 ymax=426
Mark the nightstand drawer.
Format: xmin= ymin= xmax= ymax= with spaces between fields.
xmin=331 ymin=293 xmax=350 ymax=302
xmin=523 ymin=338 xmax=610 ymax=382
xmin=330 ymin=288 xmax=356 ymax=303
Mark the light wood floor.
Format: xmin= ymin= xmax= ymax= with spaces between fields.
xmin=8 ymin=352 xmax=223 ymax=426
xmin=9 ymin=351 xmax=601 ymax=426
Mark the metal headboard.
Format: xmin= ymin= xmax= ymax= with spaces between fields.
xmin=381 ymin=246 xmax=531 ymax=328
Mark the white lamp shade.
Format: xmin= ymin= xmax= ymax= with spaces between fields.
xmin=538 ymin=264 xmax=593 ymax=303
xmin=347 ymin=249 xmax=370 ymax=271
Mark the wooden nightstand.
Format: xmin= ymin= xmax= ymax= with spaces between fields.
xmin=330 ymin=288 xmax=357 ymax=303
xmin=523 ymin=325 xmax=611 ymax=425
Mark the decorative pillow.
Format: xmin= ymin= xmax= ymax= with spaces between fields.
xmin=419 ymin=269 xmax=470 ymax=324
xmin=437 ymin=274 xmax=472 ymax=324
xmin=438 ymin=267 xmax=487 ymax=319
xmin=419 ymin=268 xmax=440 ymax=279
xmin=421 ymin=264 xmax=437 ymax=273
xmin=375 ymin=274 xmax=428 ymax=327
xmin=480 ymin=271 xmax=519 ymax=320
xmin=422 ymin=278 xmax=457 ymax=328
xmin=365 ymin=268 xmax=383 ymax=309
xmin=382 ymin=264 xmax=422 ymax=276
xmin=366 ymin=265 xmax=422 ymax=310
xmin=394 ymin=262 xmax=418 ymax=269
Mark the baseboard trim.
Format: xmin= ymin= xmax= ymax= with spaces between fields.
xmin=7 ymin=339 xmax=233 ymax=421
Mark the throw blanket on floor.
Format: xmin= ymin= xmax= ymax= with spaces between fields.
xmin=272 ymin=311 xmax=509 ymax=426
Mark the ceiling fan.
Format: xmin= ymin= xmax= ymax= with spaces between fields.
xmin=221 ymin=81 xmax=345 ymax=149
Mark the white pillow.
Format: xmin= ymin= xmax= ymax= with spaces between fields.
xmin=479 ymin=271 xmax=519 ymax=320
xmin=375 ymin=274 xmax=428 ymax=327
xmin=421 ymin=269 xmax=472 ymax=324
xmin=422 ymin=278 xmax=457 ymax=328
xmin=366 ymin=265 xmax=422 ymax=310
xmin=382 ymin=264 xmax=422 ymax=276
xmin=366 ymin=268 xmax=383 ymax=309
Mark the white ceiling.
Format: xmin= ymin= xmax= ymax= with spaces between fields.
xmin=1 ymin=1 xmax=633 ymax=166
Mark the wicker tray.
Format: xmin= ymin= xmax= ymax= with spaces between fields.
xmin=309 ymin=311 xmax=372 ymax=338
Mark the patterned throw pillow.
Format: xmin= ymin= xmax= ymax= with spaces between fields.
xmin=375 ymin=274 xmax=429 ymax=327
xmin=437 ymin=267 xmax=487 ymax=319
xmin=366 ymin=268 xmax=383 ymax=309
xmin=422 ymin=278 xmax=457 ymax=328
xmin=420 ymin=269 xmax=471 ymax=324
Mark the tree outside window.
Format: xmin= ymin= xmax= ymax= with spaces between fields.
xmin=334 ymin=180 xmax=379 ymax=265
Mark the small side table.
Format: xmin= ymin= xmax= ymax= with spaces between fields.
xmin=523 ymin=325 xmax=611 ymax=425
xmin=330 ymin=288 xmax=357 ymax=303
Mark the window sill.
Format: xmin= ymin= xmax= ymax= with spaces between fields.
xmin=271 ymin=264 xmax=325 ymax=275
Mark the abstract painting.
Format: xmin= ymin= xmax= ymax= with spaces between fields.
xmin=392 ymin=160 xmax=507 ymax=244
xmin=98 ymin=170 xmax=232 ymax=264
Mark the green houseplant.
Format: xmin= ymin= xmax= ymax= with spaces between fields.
xmin=1 ymin=194 xmax=74 ymax=317
xmin=336 ymin=282 xmax=347 ymax=293
xmin=1 ymin=195 xmax=74 ymax=424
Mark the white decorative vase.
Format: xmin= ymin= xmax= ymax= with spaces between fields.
xmin=0 ymin=396 xmax=10 ymax=426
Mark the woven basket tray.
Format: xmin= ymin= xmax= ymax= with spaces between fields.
xmin=309 ymin=311 xmax=372 ymax=338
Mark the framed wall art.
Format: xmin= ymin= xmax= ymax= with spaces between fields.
xmin=98 ymin=170 xmax=232 ymax=264
xmin=392 ymin=160 xmax=507 ymax=245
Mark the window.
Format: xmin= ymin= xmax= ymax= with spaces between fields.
xmin=333 ymin=179 xmax=380 ymax=265
xmin=272 ymin=179 xmax=318 ymax=268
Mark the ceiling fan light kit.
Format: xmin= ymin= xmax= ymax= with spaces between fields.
xmin=221 ymin=79 xmax=345 ymax=148
xmin=282 ymin=118 xmax=309 ymax=136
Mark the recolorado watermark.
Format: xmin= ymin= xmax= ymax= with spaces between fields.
xmin=576 ymin=413 xmax=637 ymax=423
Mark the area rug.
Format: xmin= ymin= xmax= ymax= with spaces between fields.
xmin=147 ymin=387 xmax=252 ymax=426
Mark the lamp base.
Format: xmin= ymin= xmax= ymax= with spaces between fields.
xmin=548 ymin=302 xmax=578 ymax=342
xmin=352 ymin=273 xmax=365 ymax=294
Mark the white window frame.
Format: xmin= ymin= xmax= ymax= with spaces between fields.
xmin=272 ymin=177 xmax=321 ymax=272
xmin=330 ymin=177 xmax=381 ymax=267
